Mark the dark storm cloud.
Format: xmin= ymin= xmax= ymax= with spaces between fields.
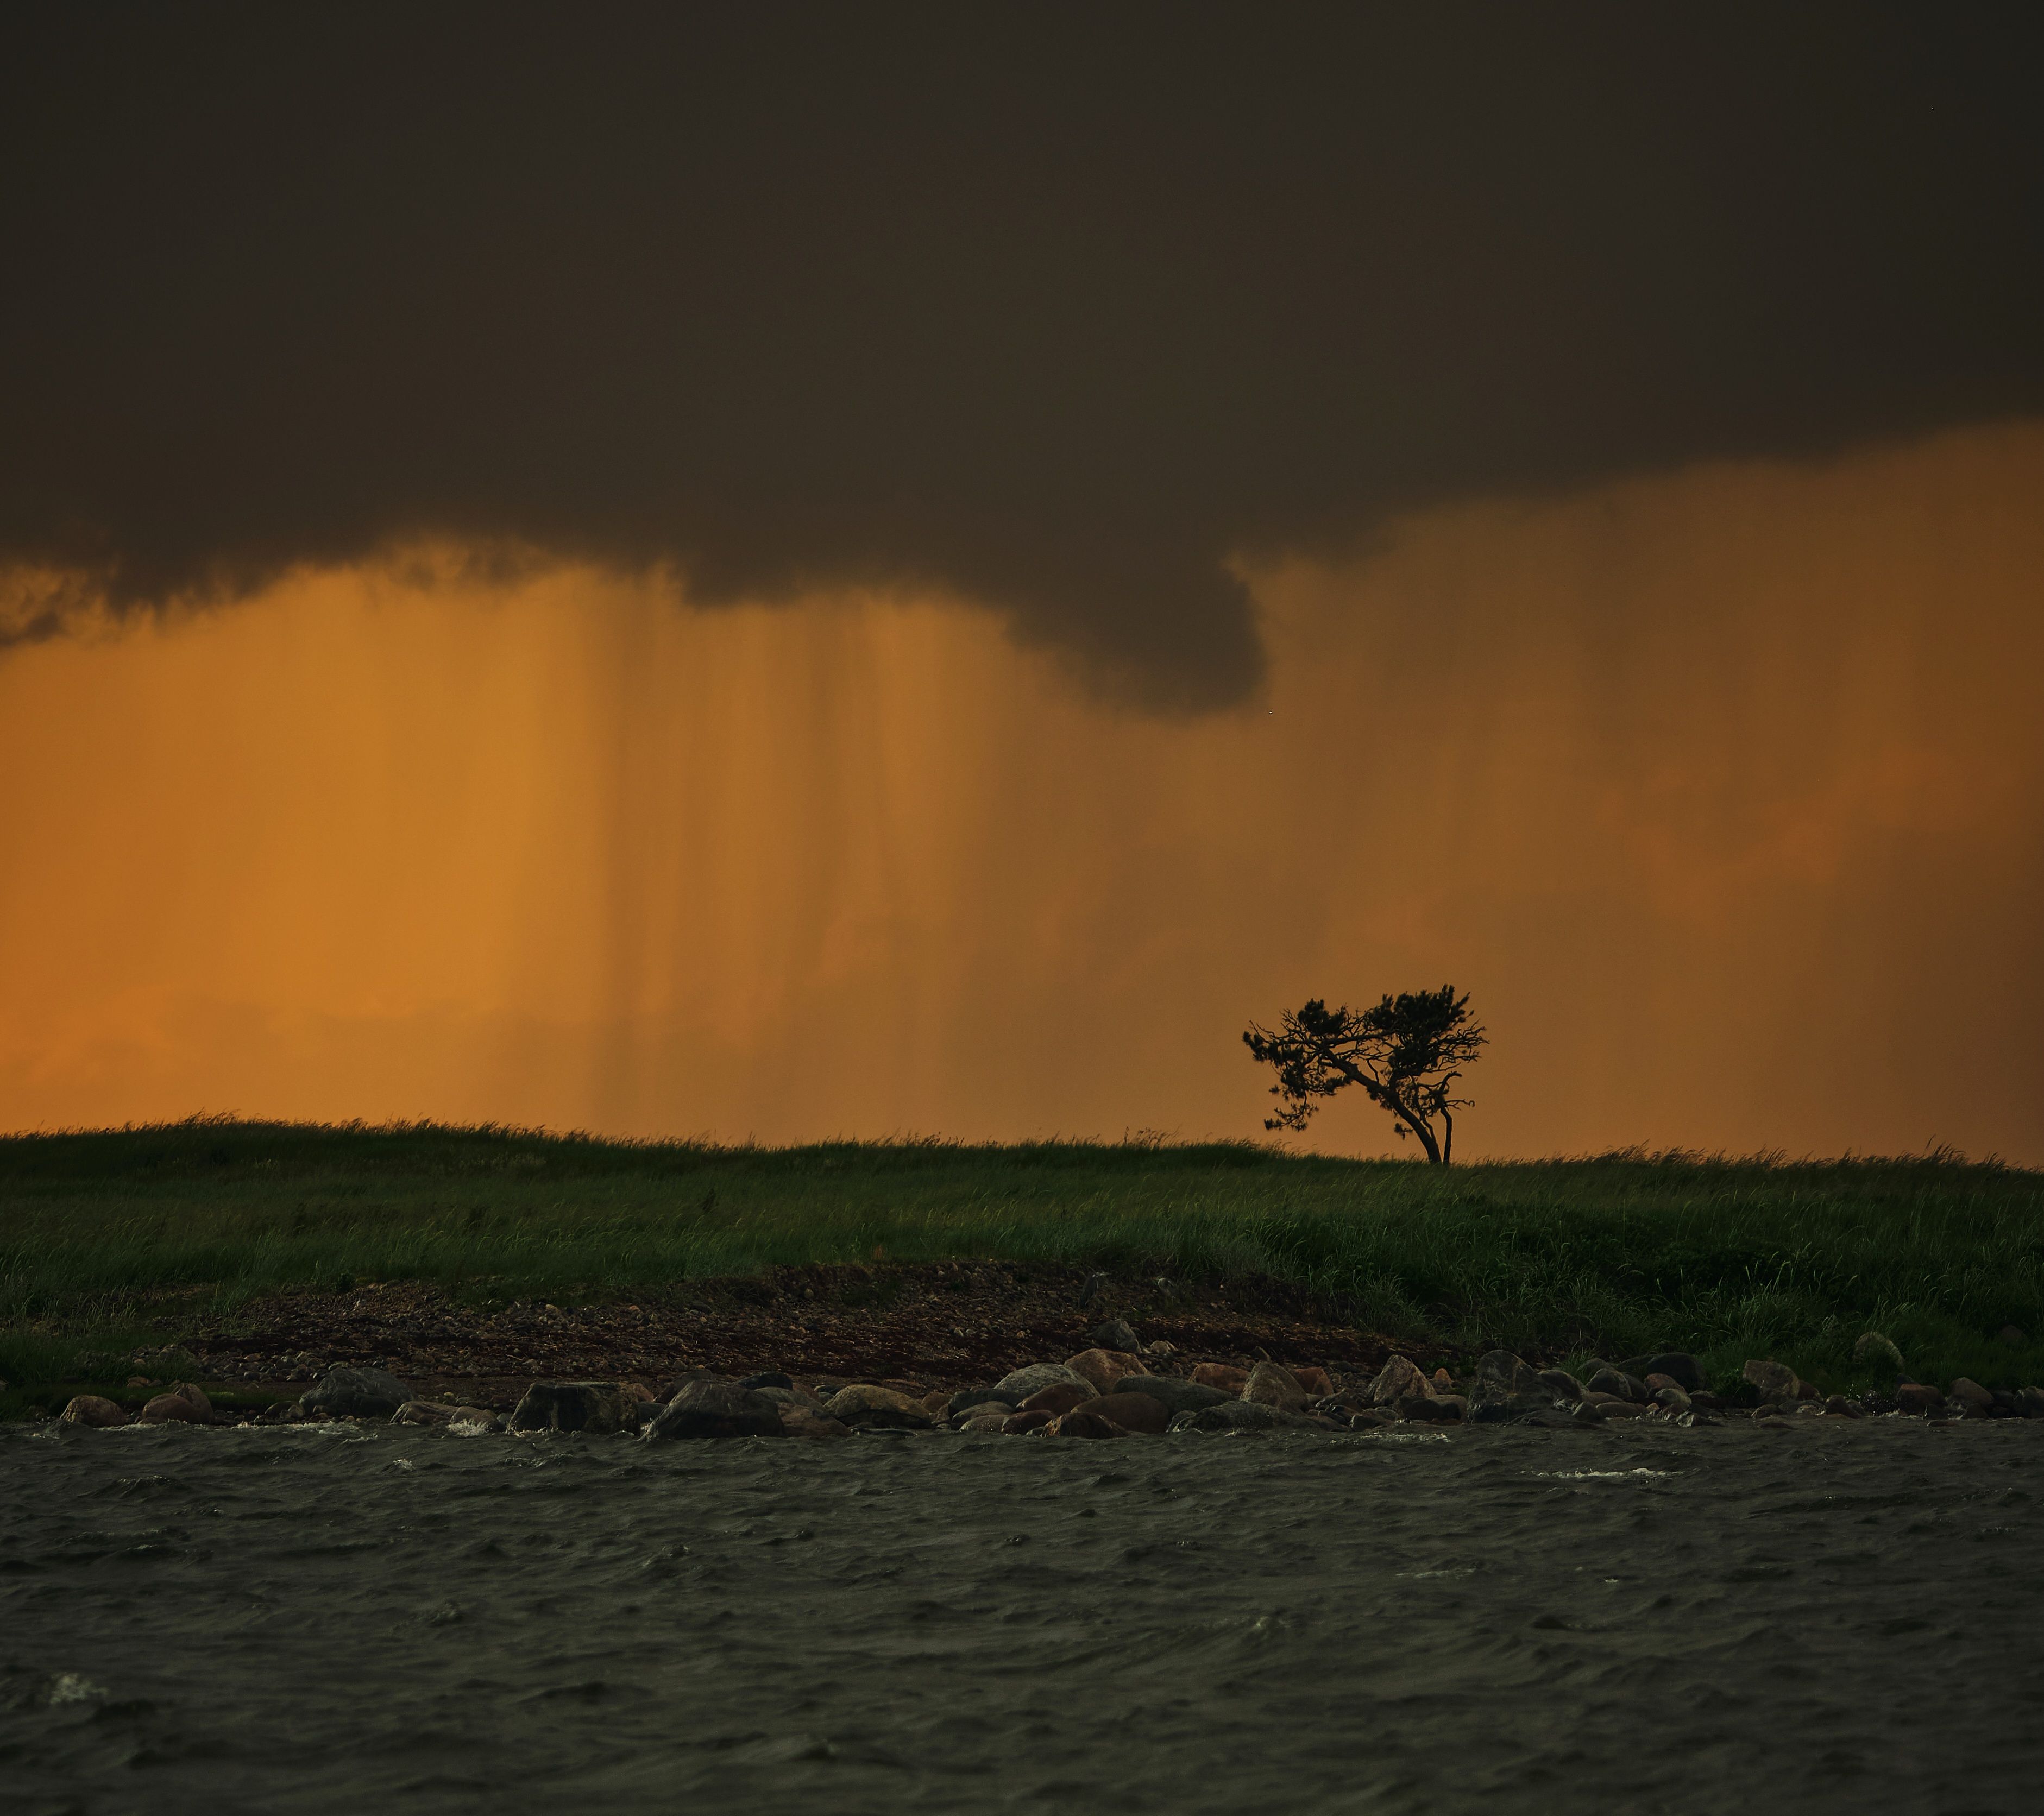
xmin=3 ymin=4 xmax=2041 ymax=703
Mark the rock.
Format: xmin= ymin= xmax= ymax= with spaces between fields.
xmin=1242 ymin=1360 xmax=1309 ymax=1411
xmin=1586 ymin=1367 xmax=1650 ymax=1403
xmin=59 ymin=1394 xmax=128 ymax=1428
xmin=138 ymin=1387 xmax=209 ymax=1424
xmin=1111 ymin=1376 xmax=1231 ymax=1414
xmin=1822 ymin=1394 xmax=1864 ymax=1418
xmin=508 ymin=1380 xmax=646 ymax=1435
xmin=393 ymin=1400 xmax=455 ymax=1425
xmin=303 ymin=1366 xmax=413 ymax=1420
xmin=1189 ymin=1363 xmax=1248 ymax=1394
xmin=1292 ymin=1366 xmax=1332 ymax=1397
xmin=656 ymin=1367 xmax=721 ymax=1403
xmin=992 ymin=1363 xmax=1092 ymax=1402
xmin=1049 ymin=1408 xmax=1127 ymax=1439
xmin=1365 ymin=1355 xmax=1432 ymax=1405
xmin=2018 ymin=1386 xmax=2044 ymax=1420
xmin=1741 ymin=1359 xmax=1801 ymax=1403
xmin=778 ymin=1409 xmax=852 ymax=1441
xmin=1347 ymin=1408 xmax=1395 ymax=1430
xmin=946 ymin=1386 xmax=1018 ymax=1417
xmin=1999 ymin=1326 xmax=2027 ymax=1347
xmin=1146 ymin=1340 xmax=1177 ymax=1360
xmin=1002 ymin=1409 xmax=1056 ymax=1434
xmin=1089 ymin=1318 xmax=1140 ymax=1352
xmin=1895 ymin=1382 xmax=1944 ymax=1415
xmin=1064 ymin=1348 xmax=1146 ymax=1396
xmin=644 ymin=1379 xmax=788 ymax=1440
xmin=1394 ymin=1393 xmax=1461 ymax=1423
xmin=920 ymin=1389 xmax=953 ymax=1416
xmin=1651 ymin=1385 xmax=1691 ymax=1410
xmin=1173 ymin=1399 xmax=1316 ymax=1433
xmin=1466 ymin=1351 xmax=1552 ymax=1422
xmin=1537 ymin=1369 xmax=1583 ymax=1402
xmin=739 ymin=1371 xmax=794 ymax=1391
xmin=1619 ymin=1352 xmax=1706 ymax=1393
xmin=1076 ymin=1392 xmax=1171 ymax=1434
xmin=956 ymin=1405 xmax=1015 ymax=1432
xmin=1018 ymin=1382 xmax=1095 ymax=1417
xmin=1853 ymin=1332 xmax=1906 ymax=1372
xmin=754 ymin=1385 xmax=827 ymax=1413
xmin=1947 ymin=1378 xmax=1995 ymax=1417
xmin=823 ymin=1384 xmax=934 ymax=1430
xmin=1592 ymin=1399 xmax=1649 ymax=1420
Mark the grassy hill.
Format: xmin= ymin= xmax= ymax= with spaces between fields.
xmin=3 ymin=1118 xmax=2041 ymax=1402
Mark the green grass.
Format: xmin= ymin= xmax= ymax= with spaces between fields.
xmin=3 ymin=1117 xmax=2042 ymax=1405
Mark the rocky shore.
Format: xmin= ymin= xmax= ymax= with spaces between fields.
xmin=51 ymin=1313 xmax=2044 ymax=1440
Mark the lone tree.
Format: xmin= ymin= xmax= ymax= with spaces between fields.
xmin=1243 ymin=986 xmax=1487 ymax=1163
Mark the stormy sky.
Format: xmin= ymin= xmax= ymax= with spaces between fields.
xmin=4 ymin=7 xmax=2043 ymax=1158
xmin=5 ymin=5 xmax=2041 ymax=701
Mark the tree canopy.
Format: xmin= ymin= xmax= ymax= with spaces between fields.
xmin=1242 ymin=986 xmax=1486 ymax=1163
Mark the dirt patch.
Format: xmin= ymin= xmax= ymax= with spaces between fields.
xmin=157 ymin=1262 xmax=1411 ymax=1405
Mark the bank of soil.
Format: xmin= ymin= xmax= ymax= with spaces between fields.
xmin=126 ymin=1262 xmax=1407 ymax=1406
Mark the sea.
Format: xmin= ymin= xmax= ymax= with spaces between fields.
xmin=3 ymin=1417 xmax=2039 ymax=1814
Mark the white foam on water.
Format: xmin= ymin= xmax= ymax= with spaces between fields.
xmin=1533 ymin=1468 xmax=1674 ymax=1480
xmin=46 ymin=1673 xmax=106 ymax=1706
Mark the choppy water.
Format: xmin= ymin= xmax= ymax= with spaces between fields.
xmin=3 ymin=1418 xmax=2040 ymax=1815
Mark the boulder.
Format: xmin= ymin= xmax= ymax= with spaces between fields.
xmin=1050 ymin=1408 xmax=1127 ymax=1439
xmin=1190 ymin=1362 xmax=1248 ymax=1394
xmin=1853 ymin=1332 xmax=1906 ymax=1373
xmin=992 ymin=1363 xmax=1092 ymax=1402
xmin=1466 ymin=1351 xmax=1552 ymax=1422
xmin=1585 ymin=1367 xmax=1649 ymax=1403
xmin=59 ymin=1394 xmax=128 ymax=1428
xmin=1076 ymin=1392 xmax=1171 ymax=1435
xmin=644 ymin=1379 xmax=788 ymax=1440
xmin=1089 ymin=1317 xmax=1140 ymax=1352
xmin=1822 ymin=1395 xmax=1864 ymax=1418
xmin=946 ymin=1386 xmax=1018 ymax=1417
xmin=1394 ymin=1393 xmax=1461 ymax=1423
xmin=956 ymin=1405 xmax=1015 ymax=1432
xmin=754 ymin=1385 xmax=828 ymax=1414
xmin=1588 ymin=1399 xmax=1648 ymax=1420
xmin=1292 ymin=1366 xmax=1332 ymax=1397
xmin=739 ymin=1371 xmax=794 ymax=1391
xmin=779 ymin=1409 xmax=852 ymax=1441
xmin=1242 ymin=1360 xmax=1309 ymax=1411
xmin=508 ymin=1380 xmax=647 ymax=1435
xmin=1064 ymin=1348 xmax=1146 ymax=1396
xmin=1741 ymin=1359 xmax=1801 ymax=1403
xmin=2018 ymin=1386 xmax=2044 ymax=1420
xmin=138 ymin=1386 xmax=209 ymax=1424
xmin=1173 ymin=1399 xmax=1316 ymax=1433
xmin=823 ymin=1384 xmax=933 ymax=1430
xmin=1947 ymin=1378 xmax=1995 ymax=1417
xmin=303 ymin=1366 xmax=413 ymax=1420
xmin=1002 ymin=1408 xmax=1056 ymax=1434
xmin=1365 ymin=1355 xmax=1432 ymax=1406
xmin=1111 ymin=1376 xmax=1231 ymax=1415
xmin=1894 ymin=1383 xmax=1944 ymax=1415
xmin=1018 ymin=1382 xmax=1095 ymax=1417
xmin=1620 ymin=1352 xmax=1706 ymax=1393
xmin=393 ymin=1400 xmax=458 ymax=1425
xmin=1537 ymin=1369 xmax=1583 ymax=1402
xmin=1650 ymin=1385 xmax=1692 ymax=1410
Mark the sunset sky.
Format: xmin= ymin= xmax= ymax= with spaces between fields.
xmin=4 ymin=8 xmax=2041 ymax=1159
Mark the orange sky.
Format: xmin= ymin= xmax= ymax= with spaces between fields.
xmin=2 ymin=422 xmax=2040 ymax=1159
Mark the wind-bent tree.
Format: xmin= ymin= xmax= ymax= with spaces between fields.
xmin=1243 ymin=986 xmax=1487 ymax=1163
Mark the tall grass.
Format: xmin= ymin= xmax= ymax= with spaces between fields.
xmin=3 ymin=1118 xmax=2041 ymax=1393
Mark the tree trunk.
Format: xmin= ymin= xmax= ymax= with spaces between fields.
xmin=1390 ymin=1093 xmax=1443 ymax=1164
